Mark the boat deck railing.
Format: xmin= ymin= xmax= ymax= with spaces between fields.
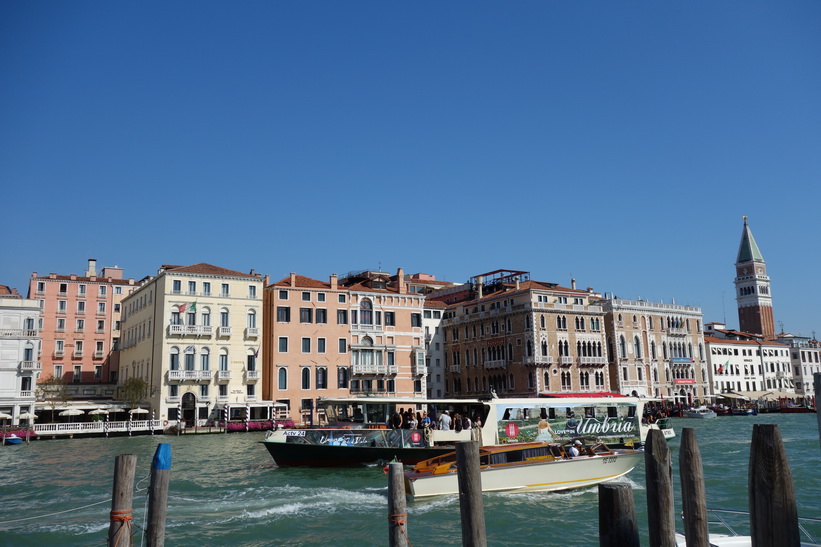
xmin=688 ymin=508 xmax=821 ymax=544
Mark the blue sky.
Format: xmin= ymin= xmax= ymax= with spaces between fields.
xmin=2 ymin=2 xmax=820 ymax=337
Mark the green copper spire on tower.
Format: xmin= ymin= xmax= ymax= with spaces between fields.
xmin=736 ymin=216 xmax=764 ymax=263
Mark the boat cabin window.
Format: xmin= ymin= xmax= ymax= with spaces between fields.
xmin=607 ymin=407 xmax=618 ymax=418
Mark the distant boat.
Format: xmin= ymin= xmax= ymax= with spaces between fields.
xmin=684 ymin=407 xmax=717 ymax=419
xmin=647 ymin=417 xmax=676 ymax=439
xmin=403 ymin=440 xmax=643 ymax=498
xmin=4 ymin=434 xmax=23 ymax=445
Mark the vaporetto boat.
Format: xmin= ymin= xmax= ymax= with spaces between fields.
xmin=403 ymin=440 xmax=644 ymax=498
xmin=261 ymin=393 xmax=651 ymax=467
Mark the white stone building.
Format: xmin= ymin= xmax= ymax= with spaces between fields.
xmin=0 ymin=286 xmax=41 ymax=424
xmin=118 ymin=263 xmax=268 ymax=424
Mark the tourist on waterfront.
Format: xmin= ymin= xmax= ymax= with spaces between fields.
xmin=462 ymin=415 xmax=472 ymax=430
xmin=409 ymin=413 xmax=418 ymax=429
xmin=438 ymin=410 xmax=452 ymax=431
xmin=453 ymin=412 xmax=463 ymax=432
xmin=420 ymin=411 xmax=431 ymax=429
xmin=402 ymin=408 xmax=413 ymax=429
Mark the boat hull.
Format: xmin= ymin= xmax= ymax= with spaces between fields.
xmin=405 ymin=450 xmax=643 ymax=498
xmin=260 ymin=427 xmax=454 ymax=467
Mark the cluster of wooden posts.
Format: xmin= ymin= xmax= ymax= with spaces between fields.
xmin=108 ymin=443 xmax=171 ymax=547
xmin=387 ymin=424 xmax=806 ymax=547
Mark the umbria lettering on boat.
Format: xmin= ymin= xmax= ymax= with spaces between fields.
xmin=574 ymin=417 xmax=635 ymax=436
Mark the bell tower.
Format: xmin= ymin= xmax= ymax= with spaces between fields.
xmin=734 ymin=216 xmax=775 ymax=339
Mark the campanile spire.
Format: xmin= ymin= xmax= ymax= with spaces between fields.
xmin=734 ymin=216 xmax=774 ymax=339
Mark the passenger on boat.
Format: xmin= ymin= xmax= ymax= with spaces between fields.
xmin=567 ymin=440 xmax=582 ymax=458
xmin=438 ymin=410 xmax=452 ymax=431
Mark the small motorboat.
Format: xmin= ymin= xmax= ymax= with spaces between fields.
xmin=684 ymin=407 xmax=717 ymax=419
xmin=403 ymin=440 xmax=643 ymax=498
xmin=4 ymin=434 xmax=23 ymax=445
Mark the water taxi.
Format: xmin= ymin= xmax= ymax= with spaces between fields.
xmin=261 ymin=393 xmax=650 ymax=467
xmin=403 ymin=439 xmax=643 ymax=498
xmin=684 ymin=407 xmax=717 ymax=419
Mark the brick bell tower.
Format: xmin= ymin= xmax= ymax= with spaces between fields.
xmin=734 ymin=216 xmax=775 ymax=339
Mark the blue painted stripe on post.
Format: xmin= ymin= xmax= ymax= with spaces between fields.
xmin=152 ymin=443 xmax=172 ymax=470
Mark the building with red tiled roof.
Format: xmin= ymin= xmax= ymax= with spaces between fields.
xmin=262 ymin=268 xmax=428 ymax=424
xmin=704 ymin=322 xmax=794 ymax=397
xmin=430 ymin=269 xmax=611 ymax=398
xmin=28 ymin=259 xmax=138 ymax=398
xmin=119 ymin=262 xmax=268 ymax=424
xmin=597 ymin=296 xmax=709 ymax=404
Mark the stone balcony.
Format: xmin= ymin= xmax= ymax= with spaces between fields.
xmin=167 ymin=370 xmax=212 ymax=382
xmin=245 ymin=327 xmax=259 ymax=338
xmin=20 ymin=360 xmax=42 ymax=372
xmin=167 ymin=325 xmax=214 ymax=337
xmin=216 ymin=370 xmax=231 ymax=382
xmin=522 ymin=355 xmax=554 ymax=366
xmin=484 ymin=360 xmax=506 ymax=370
xmin=245 ymin=370 xmax=260 ymax=382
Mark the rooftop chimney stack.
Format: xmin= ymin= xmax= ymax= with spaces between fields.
xmin=477 ymin=276 xmax=484 ymax=299
xmin=330 ymin=273 xmax=338 ymax=290
xmin=397 ymin=268 xmax=406 ymax=294
xmin=86 ymin=259 xmax=97 ymax=277
xmin=290 ymin=272 xmax=297 ymax=287
xmin=571 ymin=278 xmax=576 ymax=290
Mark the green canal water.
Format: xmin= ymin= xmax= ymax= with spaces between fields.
xmin=1 ymin=413 xmax=819 ymax=546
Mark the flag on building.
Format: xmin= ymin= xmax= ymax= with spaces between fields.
xmin=179 ymin=301 xmax=197 ymax=314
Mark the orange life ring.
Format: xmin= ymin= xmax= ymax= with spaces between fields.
xmin=163 ymin=420 xmax=169 ymax=426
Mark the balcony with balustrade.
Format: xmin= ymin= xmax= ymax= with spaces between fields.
xmin=167 ymin=324 xmax=214 ymax=337
xmin=484 ymin=360 xmax=506 ymax=370
xmin=559 ymin=356 xmax=574 ymax=366
xmin=522 ymin=355 xmax=554 ymax=366
xmin=414 ymin=363 xmax=427 ymax=376
xmin=216 ymin=370 xmax=231 ymax=382
xmin=0 ymin=328 xmax=39 ymax=339
xmin=245 ymin=370 xmax=260 ymax=382
xmin=245 ymin=327 xmax=259 ymax=338
xmin=217 ymin=326 xmax=232 ymax=337
xmin=167 ymin=370 xmax=212 ymax=382
xmin=20 ymin=360 xmax=42 ymax=372
xmin=448 ymin=364 xmax=461 ymax=373
xmin=578 ymin=356 xmax=607 ymax=367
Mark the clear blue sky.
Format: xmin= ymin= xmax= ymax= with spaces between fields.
xmin=2 ymin=2 xmax=820 ymax=337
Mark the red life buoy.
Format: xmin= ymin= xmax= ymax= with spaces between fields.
xmin=383 ymin=465 xmax=389 ymax=474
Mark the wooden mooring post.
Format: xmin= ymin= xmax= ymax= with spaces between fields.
xmin=679 ymin=427 xmax=709 ymax=547
xmin=108 ymin=454 xmax=137 ymax=547
xmin=815 ymin=373 xmax=821 ymax=454
xmin=146 ymin=443 xmax=172 ymax=547
xmin=599 ymin=483 xmax=639 ymax=547
xmin=456 ymin=441 xmax=487 ymax=547
xmin=644 ymin=428 xmax=677 ymax=547
xmin=387 ymin=462 xmax=408 ymax=547
xmin=749 ymin=424 xmax=799 ymax=547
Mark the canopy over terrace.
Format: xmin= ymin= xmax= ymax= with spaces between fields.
xmin=732 ymin=390 xmax=801 ymax=402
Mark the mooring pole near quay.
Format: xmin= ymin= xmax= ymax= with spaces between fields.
xmin=387 ymin=461 xmax=408 ymax=547
xmin=679 ymin=428 xmax=709 ymax=547
xmin=146 ymin=443 xmax=172 ymax=547
xmin=749 ymin=424 xmax=800 ymax=547
xmin=815 ymin=373 xmax=821 ymax=454
xmin=599 ymin=482 xmax=640 ymax=547
xmin=108 ymin=453 xmax=137 ymax=547
xmin=456 ymin=441 xmax=487 ymax=547
xmin=645 ymin=429 xmax=677 ymax=547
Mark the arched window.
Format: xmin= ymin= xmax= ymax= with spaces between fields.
xmin=507 ymin=343 xmax=513 ymax=360
xmin=219 ymin=349 xmax=229 ymax=371
xmin=247 ymin=310 xmax=257 ymax=328
xmin=541 ymin=341 xmax=548 ymax=356
xmin=201 ymin=307 xmax=211 ymax=327
xmin=301 ymin=368 xmax=311 ymax=389
xmin=619 ymin=336 xmax=627 ymax=359
xmin=634 ymin=336 xmax=642 ymax=359
xmin=540 ymin=315 xmax=546 ymax=329
xmin=184 ymin=346 xmax=195 ymax=370
xmin=316 ymin=367 xmax=327 ymax=389
xmin=337 ymin=367 xmax=348 ymax=389
xmin=277 ymin=367 xmax=287 ymax=389
xmin=220 ymin=308 xmax=230 ymax=327
xmin=200 ymin=347 xmax=210 ymax=370
xmin=360 ymin=299 xmax=373 ymax=325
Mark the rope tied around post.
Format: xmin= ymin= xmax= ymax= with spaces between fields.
xmin=388 ymin=512 xmax=407 ymax=526
xmin=109 ymin=509 xmax=133 ymax=547
xmin=110 ymin=509 xmax=133 ymax=522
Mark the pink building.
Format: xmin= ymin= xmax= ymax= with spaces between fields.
xmin=28 ymin=259 xmax=137 ymax=386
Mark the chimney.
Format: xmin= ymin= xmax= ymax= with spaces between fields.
xmin=571 ymin=278 xmax=576 ymax=290
xmin=86 ymin=259 xmax=97 ymax=277
xmin=330 ymin=273 xmax=338 ymax=290
xmin=477 ymin=276 xmax=484 ymax=299
xmin=250 ymin=268 xmax=256 ymax=276
xmin=397 ymin=268 xmax=406 ymax=294
xmin=290 ymin=272 xmax=297 ymax=287
xmin=264 ymin=274 xmax=270 ymax=287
